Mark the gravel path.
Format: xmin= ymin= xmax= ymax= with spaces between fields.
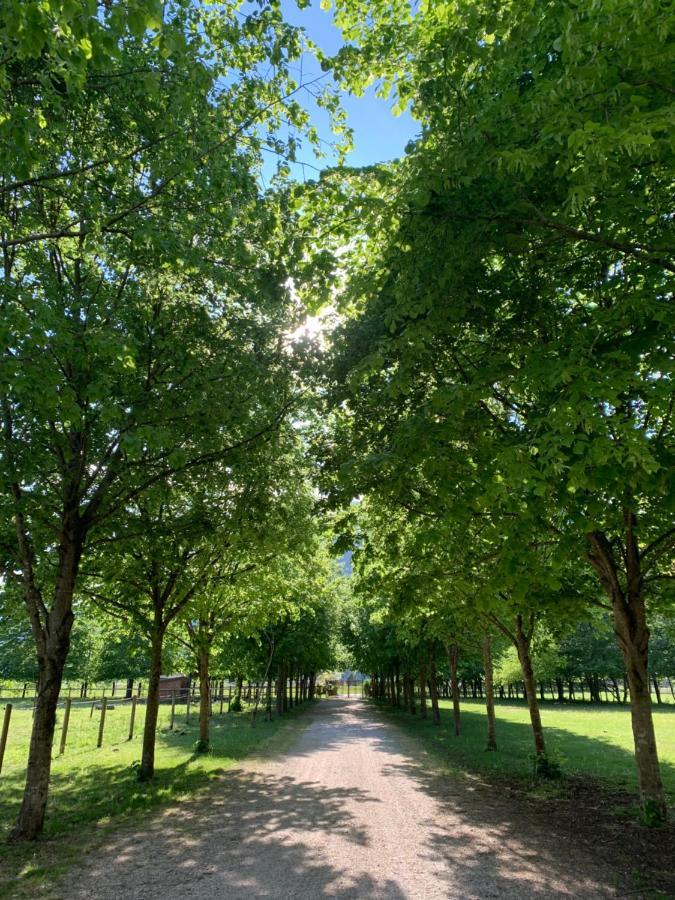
xmin=68 ymin=698 xmax=622 ymax=899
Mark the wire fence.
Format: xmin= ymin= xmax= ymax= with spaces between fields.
xmin=0 ymin=677 xmax=314 ymax=779
xmin=361 ymin=676 xmax=675 ymax=707
xmin=454 ymin=676 xmax=675 ymax=705
xmin=0 ymin=679 xmax=156 ymax=703
xmin=5 ymin=674 xmax=670 ymax=778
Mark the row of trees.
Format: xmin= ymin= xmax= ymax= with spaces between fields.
xmin=310 ymin=0 xmax=675 ymax=825
xmin=0 ymin=0 xmax=345 ymax=840
xmin=2 ymin=0 xmax=673 ymax=843
xmin=347 ymin=595 xmax=674 ymax=718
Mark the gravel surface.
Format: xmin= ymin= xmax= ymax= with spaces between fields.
xmin=67 ymin=698 xmax=623 ymax=899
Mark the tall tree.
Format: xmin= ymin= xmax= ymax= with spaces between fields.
xmin=0 ymin=0 xmax=331 ymax=838
xmin=317 ymin=0 xmax=674 ymax=822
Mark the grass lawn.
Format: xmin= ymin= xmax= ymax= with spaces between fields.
xmin=379 ymin=698 xmax=675 ymax=806
xmin=0 ymin=699 xmax=312 ymax=897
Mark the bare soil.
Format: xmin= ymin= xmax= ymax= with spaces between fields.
xmin=63 ymin=698 xmax=672 ymax=899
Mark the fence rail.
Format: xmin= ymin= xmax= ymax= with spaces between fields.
xmin=0 ymin=677 xmax=309 ymax=779
xmin=365 ymin=676 xmax=675 ymax=706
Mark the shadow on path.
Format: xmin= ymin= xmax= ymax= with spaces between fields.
xmin=64 ymin=699 xmax=672 ymax=899
xmin=70 ymin=766 xmax=403 ymax=899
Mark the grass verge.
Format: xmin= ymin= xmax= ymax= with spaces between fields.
xmin=376 ymin=697 xmax=675 ymax=896
xmin=0 ymin=701 xmax=313 ymax=898
xmin=376 ymin=697 xmax=675 ymax=802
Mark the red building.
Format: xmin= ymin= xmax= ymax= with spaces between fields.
xmin=159 ymin=675 xmax=190 ymax=701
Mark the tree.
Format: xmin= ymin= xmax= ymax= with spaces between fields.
xmin=214 ymin=547 xmax=344 ymax=717
xmin=86 ymin=479 xmax=230 ymax=779
xmin=0 ymin=0 xmax=338 ymax=840
xmin=85 ymin=422 xmax=312 ymax=776
xmin=177 ymin=452 xmax=319 ymax=750
xmin=315 ymin=0 xmax=674 ymax=822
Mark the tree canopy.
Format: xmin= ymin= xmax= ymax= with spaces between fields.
xmin=1 ymin=0 xmax=673 ymax=839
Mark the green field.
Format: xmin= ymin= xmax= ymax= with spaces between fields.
xmin=381 ymin=698 xmax=675 ymax=805
xmin=0 ymin=696 xmax=208 ymax=778
xmin=0 ymin=699 xmax=310 ymax=896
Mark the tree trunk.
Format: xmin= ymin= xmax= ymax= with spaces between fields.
xmin=609 ymin=677 xmax=620 ymax=703
xmin=418 ymin=662 xmax=427 ymax=718
xmin=588 ymin=522 xmax=667 ymax=823
xmin=612 ymin=591 xmax=667 ymax=823
xmin=587 ymin=674 xmax=598 ymax=703
xmin=446 ymin=644 xmax=461 ymax=736
xmin=11 ymin=527 xmax=80 ymax=840
xmin=308 ymin=671 xmax=316 ymax=700
xmin=282 ymin=664 xmax=288 ymax=712
xmin=428 ymin=650 xmax=441 ymax=725
xmin=651 ymin=675 xmax=662 ymax=705
xmin=482 ymin=632 xmax=497 ymax=751
xmin=198 ymin=643 xmax=210 ymax=748
xmin=11 ymin=653 xmax=67 ymax=840
xmin=276 ymin=665 xmax=284 ymax=716
xmin=266 ymin=675 xmax=273 ymax=720
xmin=406 ymin=673 xmax=416 ymax=715
xmin=139 ymin=627 xmax=163 ymax=781
xmin=514 ymin=616 xmax=546 ymax=758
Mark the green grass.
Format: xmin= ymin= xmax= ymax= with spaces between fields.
xmin=380 ymin=698 xmax=675 ymax=805
xmin=0 ymin=695 xmax=196 ymax=776
xmin=0 ymin=698 xmax=312 ymax=896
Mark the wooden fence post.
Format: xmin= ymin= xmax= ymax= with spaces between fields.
xmin=170 ymin=691 xmax=176 ymax=730
xmin=59 ymin=698 xmax=72 ymax=755
xmin=90 ymin=700 xmax=96 ymax=718
xmin=128 ymin=697 xmax=137 ymax=741
xmin=0 ymin=704 xmax=12 ymax=774
xmin=186 ymin=690 xmax=191 ymax=724
xmin=97 ymin=697 xmax=107 ymax=748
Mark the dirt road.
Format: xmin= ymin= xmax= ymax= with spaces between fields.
xmin=68 ymin=698 xmax=622 ymax=899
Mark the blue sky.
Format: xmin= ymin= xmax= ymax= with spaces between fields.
xmin=261 ymin=0 xmax=419 ymax=182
